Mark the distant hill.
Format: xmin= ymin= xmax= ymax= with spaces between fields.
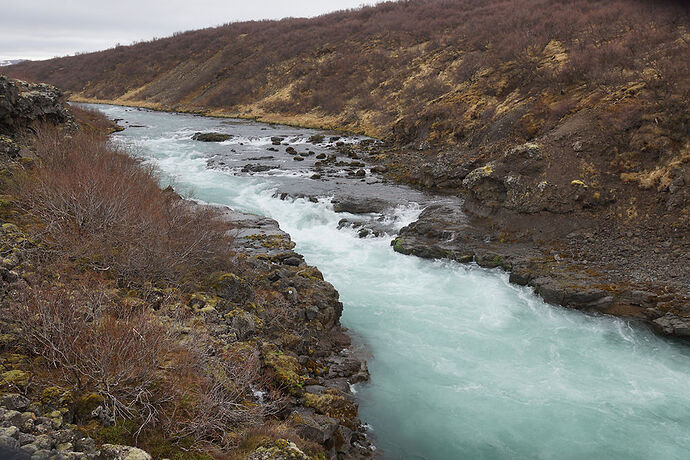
xmin=0 ymin=59 xmax=25 ymax=67
xmin=6 ymin=0 xmax=689 ymax=232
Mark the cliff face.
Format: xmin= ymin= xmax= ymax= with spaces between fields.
xmin=0 ymin=75 xmax=74 ymax=158
xmin=0 ymin=75 xmax=73 ymax=136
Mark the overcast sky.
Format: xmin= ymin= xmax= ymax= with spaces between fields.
xmin=0 ymin=0 xmax=383 ymax=61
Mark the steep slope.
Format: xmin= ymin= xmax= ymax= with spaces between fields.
xmin=6 ymin=0 xmax=688 ymax=223
xmin=5 ymin=0 xmax=689 ymax=321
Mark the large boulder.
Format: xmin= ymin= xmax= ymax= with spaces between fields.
xmin=191 ymin=132 xmax=232 ymax=142
xmin=97 ymin=444 xmax=151 ymax=460
xmin=653 ymin=314 xmax=690 ymax=337
xmin=0 ymin=76 xmax=74 ymax=136
xmin=332 ymin=197 xmax=389 ymax=214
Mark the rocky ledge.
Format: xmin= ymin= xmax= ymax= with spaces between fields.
xmin=391 ymin=202 xmax=690 ymax=339
xmin=181 ymin=204 xmax=375 ymax=458
xmin=0 ymin=396 xmax=151 ymax=459
xmin=0 ymin=75 xmax=75 ymax=145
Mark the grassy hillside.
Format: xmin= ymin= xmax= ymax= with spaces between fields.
xmin=7 ymin=0 xmax=689 ymax=230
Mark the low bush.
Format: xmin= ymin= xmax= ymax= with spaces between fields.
xmin=8 ymin=282 xmax=282 ymax=443
xmin=15 ymin=124 xmax=234 ymax=286
xmin=13 ymin=283 xmax=173 ymax=430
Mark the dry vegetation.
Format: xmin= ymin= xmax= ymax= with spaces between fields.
xmin=0 ymin=109 xmax=333 ymax=457
xmin=16 ymin=122 xmax=232 ymax=284
xmin=6 ymin=0 xmax=688 ymax=232
xmin=6 ymin=0 xmax=688 ymax=142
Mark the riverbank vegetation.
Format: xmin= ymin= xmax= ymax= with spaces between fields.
xmin=0 ymin=103 xmax=363 ymax=458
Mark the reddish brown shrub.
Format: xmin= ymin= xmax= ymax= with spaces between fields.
xmin=15 ymin=125 xmax=234 ymax=285
xmin=13 ymin=284 xmax=172 ymax=428
xmin=8 ymin=282 xmax=281 ymax=442
xmin=162 ymin=337 xmax=285 ymax=448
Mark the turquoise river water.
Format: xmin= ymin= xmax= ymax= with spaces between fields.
xmin=90 ymin=104 xmax=690 ymax=460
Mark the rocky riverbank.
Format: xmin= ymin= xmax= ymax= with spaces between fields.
xmin=113 ymin=103 xmax=690 ymax=342
xmin=0 ymin=76 xmax=374 ymax=459
xmin=193 ymin=122 xmax=690 ymax=341
xmin=384 ymin=141 xmax=690 ymax=339
xmin=211 ymin=206 xmax=373 ymax=457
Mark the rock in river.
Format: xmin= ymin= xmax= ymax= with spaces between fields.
xmin=332 ymin=197 xmax=389 ymax=214
xmin=191 ymin=132 xmax=233 ymax=142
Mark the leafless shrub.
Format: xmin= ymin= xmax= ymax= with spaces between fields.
xmin=164 ymin=338 xmax=286 ymax=449
xmin=9 ymin=283 xmax=282 ymax=443
xmin=12 ymin=284 xmax=173 ymax=432
xmin=15 ymin=125 xmax=234 ymax=285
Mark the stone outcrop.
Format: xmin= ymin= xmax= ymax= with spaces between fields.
xmin=460 ymin=142 xmax=611 ymax=217
xmin=0 ymin=402 xmax=151 ymax=460
xmin=392 ymin=202 xmax=690 ymax=339
xmin=0 ymin=75 xmax=74 ymax=137
xmin=191 ymin=132 xmax=233 ymax=142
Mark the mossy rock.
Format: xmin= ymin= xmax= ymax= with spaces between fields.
xmin=279 ymin=333 xmax=301 ymax=349
xmin=302 ymin=392 xmax=358 ymax=425
xmin=249 ymin=234 xmax=295 ymax=250
xmin=74 ymin=393 xmax=104 ymax=422
xmin=46 ymin=409 xmax=64 ymax=428
xmin=263 ymin=345 xmax=306 ymax=393
xmin=225 ymin=309 xmax=263 ymax=340
xmin=189 ymin=292 xmax=220 ymax=311
xmin=1 ymin=369 xmax=30 ymax=389
xmin=297 ymin=267 xmax=324 ymax=281
xmin=210 ymin=272 xmax=253 ymax=304
xmin=40 ymin=386 xmax=73 ymax=410
xmin=456 ymin=254 xmax=474 ymax=264
xmin=248 ymin=438 xmax=311 ymax=460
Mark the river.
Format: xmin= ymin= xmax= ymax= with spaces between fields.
xmin=87 ymin=104 xmax=690 ymax=460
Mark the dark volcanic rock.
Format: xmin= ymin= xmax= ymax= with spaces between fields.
xmin=191 ymin=132 xmax=233 ymax=142
xmin=653 ymin=314 xmax=690 ymax=337
xmin=332 ymin=197 xmax=389 ymax=214
xmin=0 ymin=76 xmax=74 ymax=136
xmin=241 ymin=164 xmax=276 ymax=173
xmin=0 ymin=136 xmax=19 ymax=158
xmin=391 ymin=201 xmax=689 ymax=339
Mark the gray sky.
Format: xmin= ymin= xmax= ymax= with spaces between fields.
xmin=0 ymin=1 xmax=382 ymax=61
